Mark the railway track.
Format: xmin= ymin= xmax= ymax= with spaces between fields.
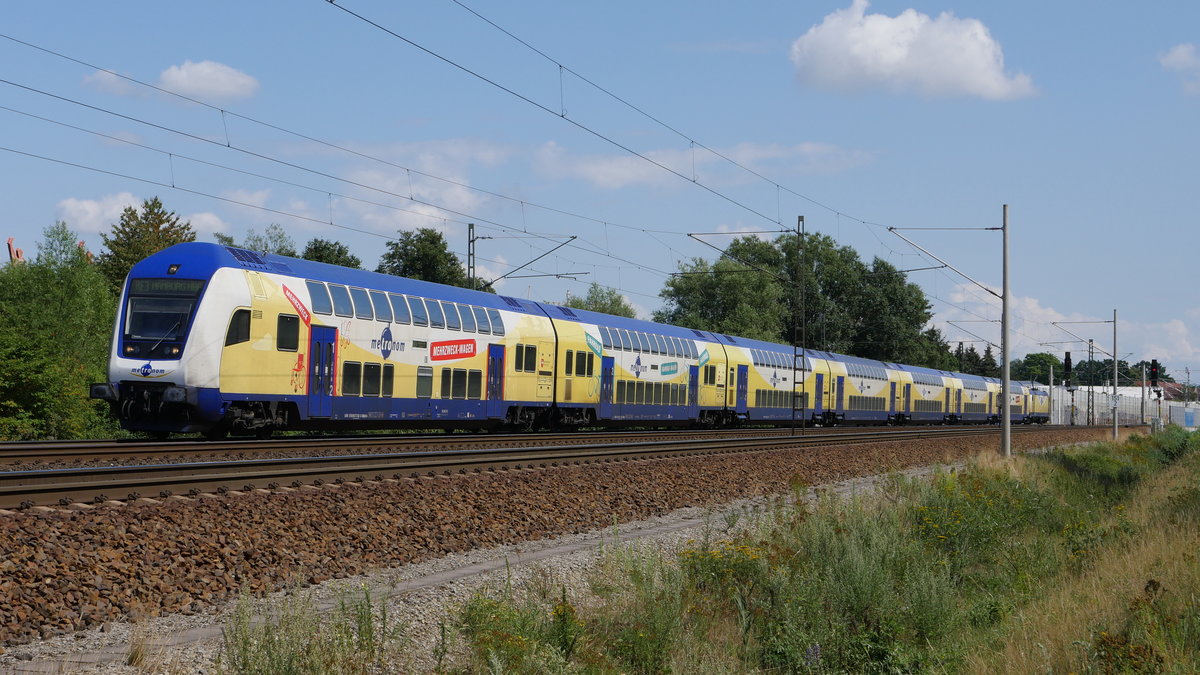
xmin=0 ymin=425 xmax=1067 ymax=509
xmin=0 ymin=425 xmax=1081 ymax=467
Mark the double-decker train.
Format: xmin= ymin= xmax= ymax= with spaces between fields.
xmin=90 ymin=243 xmax=1049 ymax=438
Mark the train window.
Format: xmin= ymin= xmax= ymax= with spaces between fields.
xmin=457 ymin=304 xmax=476 ymax=332
xmin=277 ymin=314 xmax=300 ymax=351
xmin=657 ymin=335 xmax=670 ymax=355
xmin=441 ymin=302 xmax=460 ymax=330
xmin=601 ymin=326 xmax=613 ymax=349
xmin=382 ymin=364 xmax=394 ymax=397
xmin=370 ymin=291 xmax=392 ymax=322
xmin=648 ymin=334 xmax=661 ymax=355
xmin=416 ymin=366 xmax=433 ymax=398
xmin=440 ymin=369 xmax=452 ymax=399
xmin=426 ymin=299 xmax=445 ymax=328
xmin=565 ymin=350 xmax=574 ymax=376
xmin=362 ymin=363 xmax=382 ymax=397
xmin=614 ymin=329 xmax=628 ymax=351
xmin=668 ymin=338 xmax=679 ymax=358
xmin=487 ymin=309 xmax=505 ymax=336
xmin=514 ymin=343 xmax=525 ymax=372
xmin=342 ymin=362 xmax=362 ymax=396
xmin=638 ymin=333 xmax=652 ymax=353
xmin=636 ymin=381 xmax=646 ymax=404
xmin=306 ymin=281 xmax=333 ymax=315
xmin=225 ymin=309 xmax=251 ymax=346
xmin=616 ymin=380 xmax=626 ymax=404
xmin=524 ymin=344 xmax=537 ymax=372
xmin=577 ymin=351 xmax=588 ymax=377
xmin=452 ymin=369 xmax=468 ymax=399
xmin=472 ymin=307 xmax=490 ymax=334
xmin=389 ymin=294 xmax=411 ymax=324
xmin=349 ymin=288 xmax=373 ymax=320
xmin=467 ymin=370 xmax=482 ymax=399
xmin=408 ymin=296 xmax=428 ymax=326
xmin=329 ymin=284 xmax=353 ymax=317
xmin=587 ymin=353 xmax=595 ymax=377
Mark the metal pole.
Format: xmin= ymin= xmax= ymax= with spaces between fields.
xmin=792 ymin=216 xmax=803 ymax=436
xmin=1049 ymin=365 xmax=1054 ymax=424
xmin=1112 ymin=309 xmax=1118 ymax=439
xmin=467 ymin=223 xmax=476 ymax=288
xmin=1141 ymin=364 xmax=1146 ymax=424
xmin=1001 ymin=204 xmax=1011 ymax=457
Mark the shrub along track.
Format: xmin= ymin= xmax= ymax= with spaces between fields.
xmin=0 ymin=426 xmax=1117 ymax=646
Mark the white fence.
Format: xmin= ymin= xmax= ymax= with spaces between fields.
xmin=1045 ymin=384 xmax=1200 ymax=430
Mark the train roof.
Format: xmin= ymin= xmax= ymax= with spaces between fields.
xmin=130 ymin=242 xmax=545 ymax=316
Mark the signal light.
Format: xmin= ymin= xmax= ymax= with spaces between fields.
xmin=1150 ymin=359 xmax=1160 ymax=387
xmin=1063 ymin=352 xmax=1072 ymax=386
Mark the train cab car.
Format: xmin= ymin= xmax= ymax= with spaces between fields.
xmin=93 ymin=243 xmax=544 ymax=436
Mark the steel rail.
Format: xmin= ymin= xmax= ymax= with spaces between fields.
xmin=0 ymin=425 xmax=1082 ymax=466
xmin=0 ymin=426 xmax=1054 ymax=509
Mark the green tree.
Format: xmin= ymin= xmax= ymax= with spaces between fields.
xmin=563 ymin=283 xmax=637 ymax=318
xmin=215 ymin=224 xmax=297 ymax=257
xmin=376 ymin=228 xmax=470 ymax=287
xmin=657 ymin=232 xmax=951 ymax=367
xmin=302 ymin=238 xmax=362 ymax=268
xmin=654 ymin=257 xmax=785 ymax=342
xmin=1011 ymin=352 xmax=1062 ymax=384
xmin=0 ymin=222 xmax=120 ymax=439
xmin=97 ymin=197 xmax=195 ymax=290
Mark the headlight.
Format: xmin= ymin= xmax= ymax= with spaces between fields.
xmin=162 ymin=386 xmax=187 ymax=403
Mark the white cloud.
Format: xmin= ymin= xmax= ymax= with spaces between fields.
xmin=1160 ymin=43 xmax=1200 ymax=93
xmin=790 ymin=0 xmax=1035 ymax=100
xmin=535 ymin=140 xmax=868 ymax=190
xmin=221 ymin=188 xmax=271 ymax=210
xmin=55 ymin=192 xmax=139 ymax=233
xmin=186 ymin=212 xmax=229 ymax=235
xmin=83 ymin=70 xmax=137 ymax=96
xmin=157 ymin=60 xmax=259 ymax=100
xmin=932 ymin=283 xmax=1199 ymax=369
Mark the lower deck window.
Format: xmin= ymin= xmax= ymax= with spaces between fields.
xmin=382 ymin=364 xmax=394 ymax=397
xmin=362 ymin=363 xmax=382 ymax=397
xmin=342 ymin=362 xmax=362 ymax=396
xmin=416 ymin=366 xmax=433 ymax=398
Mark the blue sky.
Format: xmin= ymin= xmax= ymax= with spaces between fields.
xmin=3 ymin=1 xmax=1198 ymax=380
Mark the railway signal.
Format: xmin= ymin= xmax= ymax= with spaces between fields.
xmin=1063 ymin=352 xmax=1072 ymax=386
xmin=1150 ymin=359 xmax=1160 ymax=387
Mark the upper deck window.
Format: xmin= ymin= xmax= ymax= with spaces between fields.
xmin=306 ymin=281 xmax=333 ymax=315
xmin=349 ymin=287 xmax=373 ymax=320
xmin=328 ymin=284 xmax=353 ymax=317
xmin=370 ymin=291 xmax=392 ymax=323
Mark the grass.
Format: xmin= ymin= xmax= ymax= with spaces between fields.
xmin=219 ymin=584 xmax=407 ymax=674
xmin=445 ymin=426 xmax=1200 ymax=674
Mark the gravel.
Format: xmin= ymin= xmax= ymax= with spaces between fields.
xmin=0 ymin=427 xmax=1115 ymax=672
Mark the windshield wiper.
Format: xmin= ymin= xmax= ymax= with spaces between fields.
xmin=148 ymin=320 xmax=182 ymax=355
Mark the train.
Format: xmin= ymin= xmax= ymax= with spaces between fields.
xmin=90 ymin=243 xmax=1050 ymax=438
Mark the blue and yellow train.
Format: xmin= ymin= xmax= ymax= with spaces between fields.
xmin=90 ymin=243 xmax=1049 ymax=438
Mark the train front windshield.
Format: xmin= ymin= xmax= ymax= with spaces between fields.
xmin=122 ymin=278 xmax=204 ymax=356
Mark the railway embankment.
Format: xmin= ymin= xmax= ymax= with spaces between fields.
xmin=0 ymin=427 xmax=1114 ymax=651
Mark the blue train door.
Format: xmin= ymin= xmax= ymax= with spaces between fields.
xmin=308 ymin=326 xmax=336 ymax=418
xmin=599 ymin=356 xmax=614 ymax=419
xmin=487 ymin=344 xmax=506 ymax=419
xmin=688 ymin=365 xmax=700 ymax=419
xmin=814 ymin=373 xmax=824 ymax=415
xmin=735 ymin=365 xmax=748 ymax=415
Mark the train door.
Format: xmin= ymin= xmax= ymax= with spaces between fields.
xmin=889 ymin=382 xmax=897 ymax=415
xmin=487 ymin=344 xmax=506 ymax=418
xmin=904 ymin=383 xmax=911 ymax=415
xmin=688 ymin=365 xmax=700 ymax=419
xmin=307 ymin=326 xmax=336 ymax=418
xmin=814 ymin=373 xmax=824 ymax=415
xmin=735 ymin=364 xmax=748 ymax=415
xmin=956 ymin=389 xmax=963 ymax=415
xmin=835 ymin=376 xmax=845 ymax=412
xmin=599 ymin=356 xmax=614 ymax=419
